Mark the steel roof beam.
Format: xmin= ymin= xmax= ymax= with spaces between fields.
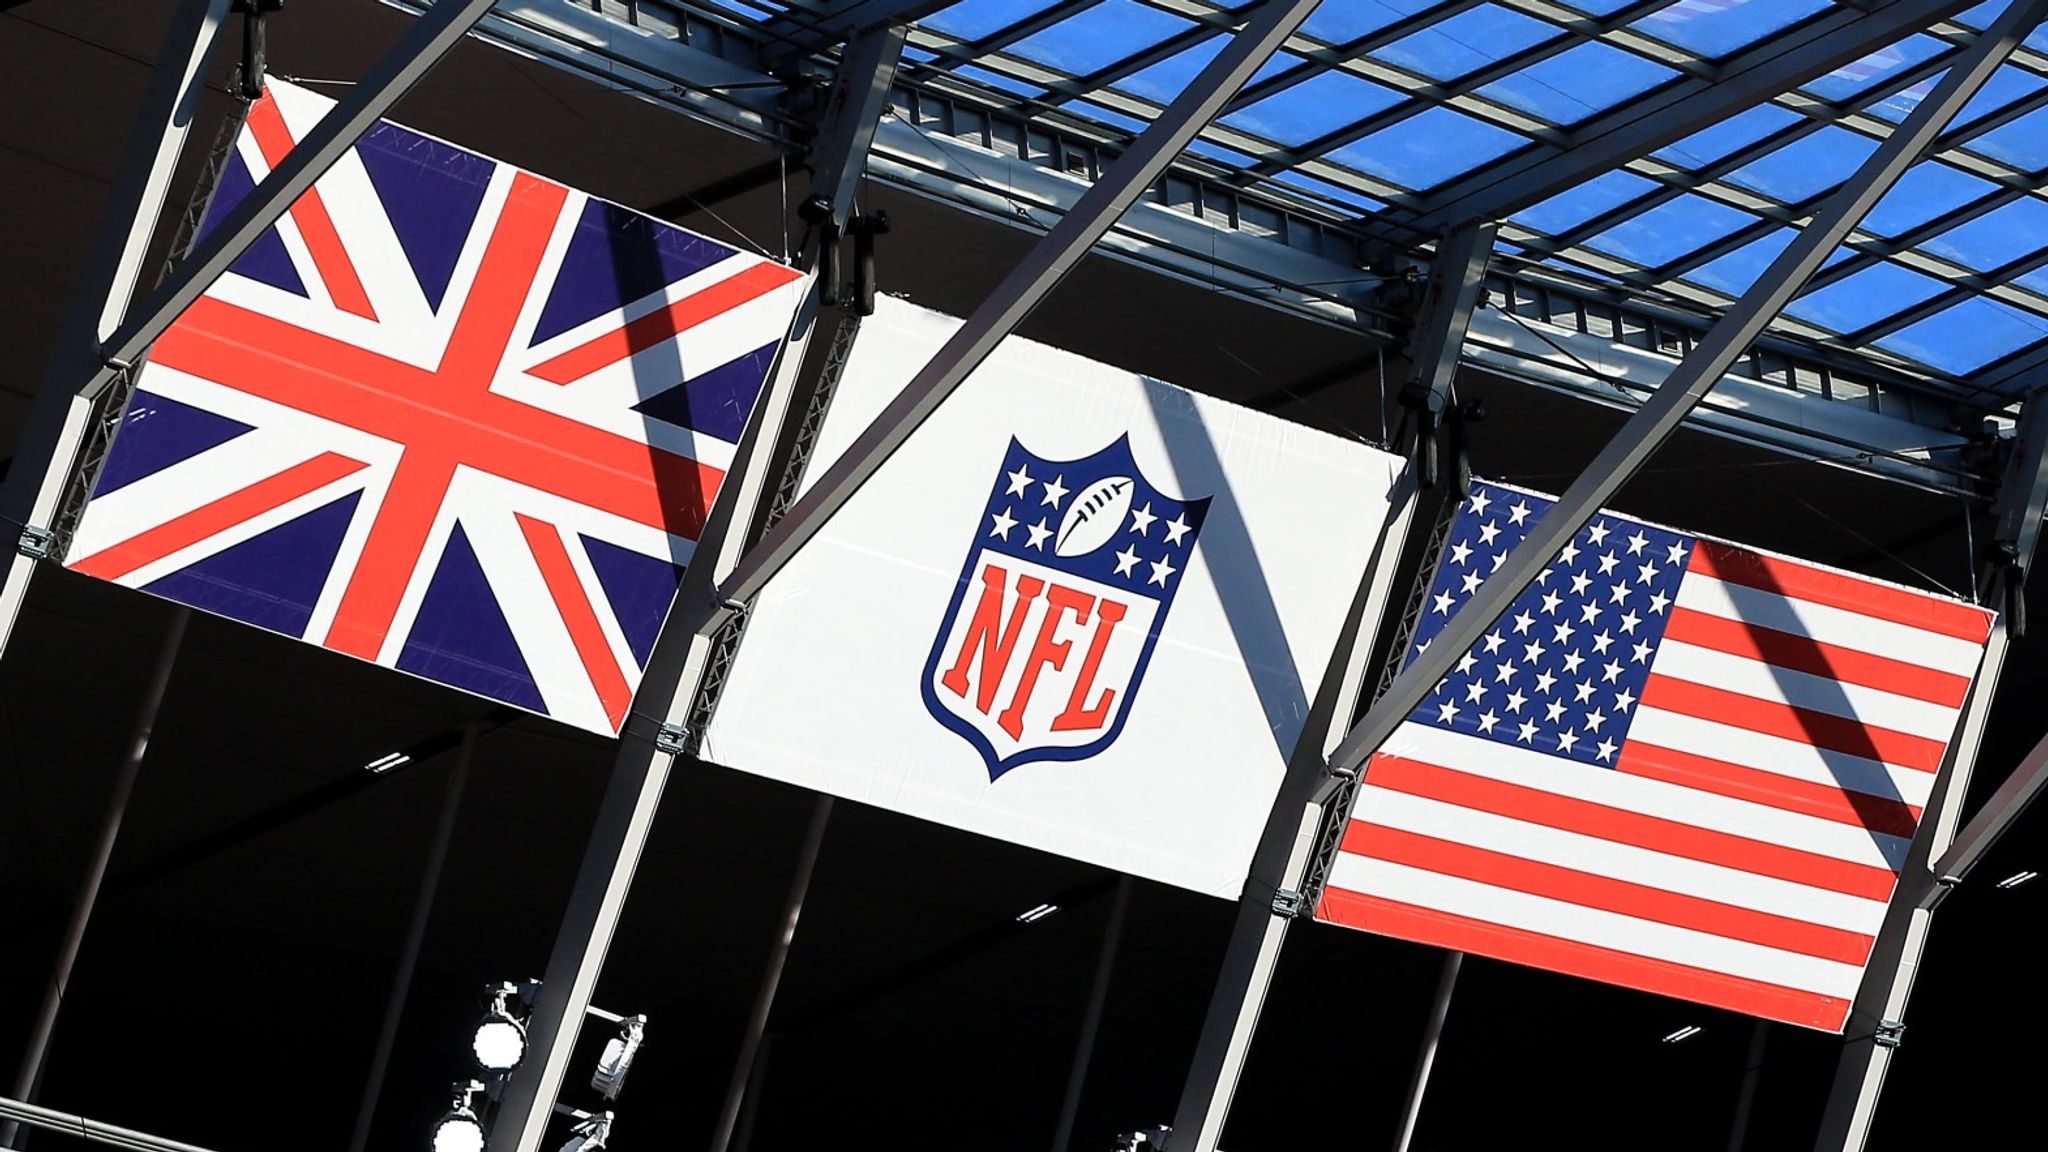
xmin=759 ymin=0 xmax=961 ymax=53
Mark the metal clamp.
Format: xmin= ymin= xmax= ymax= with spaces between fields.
xmin=1270 ymin=888 xmax=1308 ymax=918
xmin=1873 ymin=1019 xmax=1906 ymax=1049
xmin=16 ymin=525 xmax=55 ymax=560
xmin=653 ymin=723 xmax=690 ymax=756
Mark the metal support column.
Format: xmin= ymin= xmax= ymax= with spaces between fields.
xmin=1390 ymin=950 xmax=1462 ymax=1152
xmin=1312 ymin=0 xmax=2048 ymax=803
xmin=0 ymin=0 xmax=497 ymax=665
xmin=1399 ymin=223 xmax=1496 ymax=488
xmin=347 ymin=724 xmax=479 ymax=1152
xmin=2 ymin=607 xmax=187 ymax=1150
xmin=1050 ymin=875 xmax=1135 ymax=1152
xmin=486 ymin=29 xmax=906 ymax=1152
xmin=0 ymin=0 xmax=230 ymax=662
xmin=1726 ymin=1020 xmax=1769 ymax=1152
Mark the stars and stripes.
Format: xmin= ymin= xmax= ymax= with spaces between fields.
xmin=1315 ymin=481 xmax=1995 ymax=1031
xmin=62 ymin=79 xmax=806 ymax=735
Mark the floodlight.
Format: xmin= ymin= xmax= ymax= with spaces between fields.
xmin=590 ymin=1015 xmax=645 ymax=1101
xmin=473 ymin=981 xmax=531 ymax=1073
xmin=1015 ymin=902 xmax=1059 ymax=923
xmin=558 ymin=1110 xmax=612 ymax=1152
xmin=433 ymin=1081 xmax=487 ymax=1152
xmin=1660 ymin=1025 xmax=1703 ymax=1044
xmin=1997 ymin=870 xmax=2038 ymax=890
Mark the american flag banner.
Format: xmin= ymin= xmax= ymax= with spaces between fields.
xmin=60 ymin=78 xmax=807 ymax=735
xmin=1315 ymin=480 xmax=1995 ymax=1030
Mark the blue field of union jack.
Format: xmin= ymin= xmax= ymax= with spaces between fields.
xmin=64 ymin=78 xmax=806 ymax=735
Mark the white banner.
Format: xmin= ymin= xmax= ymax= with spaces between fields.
xmin=701 ymin=297 xmax=1408 ymax=896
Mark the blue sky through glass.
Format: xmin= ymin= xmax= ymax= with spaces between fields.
xmin=1477 ymin=41 xmax=1681 ymax=126
xmin=1784 ymin=263 xmax=1950 ymax=333
xmin=1631 ymin=0 xmax=1831 ymax=60
xmin=1880 ymin=298 xmax=2048 ymax=373
xmin=1373 ymin=5 xmax=1558 ymax=81
xmin=924 ymin=0 xmax=1063 ymax=41
xmin=1861 ymin=163 xmax=1997 ymax=236
xmin=1009 ymin=0 xmax=1195 ymax=76
xmin=1923 ymin=198 xmax=2048 ymax=271
xmin=1583 ymin=194 xmax=1757 ymax=269
xmin=1300 ymin=0 xmax=1442 ymax=46
xmin=1221 ymin=70 xmax=1406 ymax=146
xmin=1327 ymin=105 xmax=1528 ymax=189
xmin=1115 ymin=42 xmax=1301 ymax=103
xmin=1724 ymin=126 xmax=1881 ymax=204
xmin=1511 ymin=170 xmax=1658 ymax=234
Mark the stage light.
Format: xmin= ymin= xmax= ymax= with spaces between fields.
xmin=432 ymin=1081 xmax=487 ymax=1152
xmin=591 ymin=1015 xmax=645 ymax=1101
xmin=1997 ymin=870 xmax=2037 ymax=889
xmin=1015 ymin=902 xmax=1059 ymax=923
xmin=1660 ymin=1025 xmax=1702 ymax=1044
xmin=558 ymin=1110 xmax=612 ymax=1152
xmin=364 ymin=751 xmax=412 ymax=774
xmin=473 ymin=982 xmax=530 ymax=1072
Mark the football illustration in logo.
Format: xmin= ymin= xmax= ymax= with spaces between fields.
xmin=921 ymin=435 xmax=1208 ymax=780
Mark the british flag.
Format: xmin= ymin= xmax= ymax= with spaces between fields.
xmin=62 ymin=78 xmax=807 ymax=735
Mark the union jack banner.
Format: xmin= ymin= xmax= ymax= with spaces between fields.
xmin=62 ymin=78 xmax=807 ymax=735
xmin=1316 ymin=481 xmax=1994 ymax=1030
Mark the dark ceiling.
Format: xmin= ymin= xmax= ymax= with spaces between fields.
xmin=0 ymin=3 xmax=2041 ymax=1152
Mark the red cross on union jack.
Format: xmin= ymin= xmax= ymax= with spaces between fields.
xmin=63 ymin=78 xmax=806 ymax=735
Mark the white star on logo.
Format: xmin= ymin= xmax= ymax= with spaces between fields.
xmin=1464 ymin=680 xmax=1489 ymax=704
xmin=1040 ymin=474 xmax=1069 ymax=508
xmin=1595 ymin=738 xmax=1617 ymax=763
xmin=1508 ymin=500 xmax=1532 ymax=526
xmin=1460 ymin=571 xmax=1484 ymax=595
xmin=1619 ymin=609 xmax=1642 ymax=635
xmin=1602 ymin=659 xmax=1625 ymax=683
xmin=1456 ymin=652 xmax=1478 ymax=675
xmin=1597 ymin=551 xmax=1620 ymax=576
xmin=1570 ymin=572 xmax=1592 ymax=596
xmin=1584 ymin=709 xmax=1607 ymax=732
xmin=1469 ymin=489 xmax=1492 ymax=515
xmin=1477 ymin=710 xmax=1499 ymax=734
xmin=1432 ymin=590 xmax=1456 ymax=615
xmin=1544 ymin=699 xmax=1567 ymax=723
xmin=1609 ymin=582 xmax=1634 ymax=605
xmin=1130 ymin=501 xmax=1156 ymax=535
xmin=1449 ymin=540 xmax=1473 ymax=566
xmin=1436 ymin=699 xmax=1460 ymax=725
xmin=1556 ymin=729 xmax=1580 ymax=754
xmin=1148 ymin=554 xmax=1177 ymax=587
xmin=1511 ymin=610 xmax=1535 ymax=635
xmin=1505 ymin=689 xmax=1528 ymax=714
xmin=1541 ymin=590 xmax=1563 ymax=615
xmin=1666 ymin=541 xmax=1687 ymax=565
xmin=1490 ymin=552 xmax=1507 ymax=572
xmin=1559 ymin=540 xmax=1581 ymax=566
xmin=1648 ymin=590 xmax=1671 ymax=615
xmin=1005 ymin=464 xmax=1033 ymax=497
xmin=1517 ymin=720 xmax=1539 ymax=744
xmin=1632 ymin=640 xmax=1653 ymax=663
xmin=1562 ymin=649 xmax=1585 ymax=674
xmin=1625 ymin=530 xmax=1649 ymax=556
xmin=1579 ymin=602 xmax=1602 ymax=625
xmin=1534 ymin=669 xmax=1558 ymax=696
xmin=1552 ymin=620 xmax=1575 ymax=645
xmin=1573 ymin=681 xmax=1596 ymax=704
xmin=1588 ymin=521 xmax=1610 ymax=546
xmin=1588 ymin=630 xmax=1612 ymax=655
xmin=1025 ymin=518 xmax=1052 ymax=550
xmin=1478 ymin=520 xmax=1501 ymax=546
xmin=1163 ymin=512 xmax=1192 ymax=545
xmin=989 ymin=507 xmax=1018 ymax=540
xmin=1523 ymin=639 xmax=1546 ymax=664
xmin=1494 ymin=660 xmax=1519 ymax=684
xmin=1482 ymin=631 xmax=1506 ymax=655
xmin=1636 ymin=561 xmax=1660 ymax=586
xmin=1113 ymin=545 xmax=1141 ymax=576
xmin=1614 ymin=687 xmax=1637 ymax=712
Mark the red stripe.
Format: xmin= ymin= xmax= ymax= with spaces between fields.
xmin=1616 ymin=742 xmax=1921 ymax=841
xmin=1640 ymin=674 xmax=1946 ymax=773
xmin=1690 ymin=540 xmax=1990 ymax=643
xmin=69 ymin=452 xmax=367 ymax=581
xmin=1315 ymin=889 xmax=1852 ymax=1031
xmin=1363 ymin=754 xmax=1898 ymax=900
xmin=244 ymin=93 xmax=379 ymax=322
xmin=526 ymin=261 xmax=803 ymax=384
xmin=516 ymin=514 xmax=632 ymax=731
xmin=1339 ymin=821 xmax=1876 ymax=965
xmin=1664 ymin=606 xmax=1970 ymax=709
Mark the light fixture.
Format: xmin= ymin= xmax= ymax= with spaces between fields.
xmin=364 ymin=751 xmax=412 ymax=774
xmin=590 ymin=1015 xmax=645 ymax=1101
xmin=558 ymin=1110 xmax=612 ymax=1152
xmin=474 ymin=983 xmax=529 ymax=1073
xmin=1997 ymin=870 xmax=2038 ymax=890
xmin=1015 ymin=902 xmax=1059 ymax=923
xmin=432 ymin=1081 xmax=487 ymax=1152
xmin=1660 ymin=1025 xmax=1703 ymax=1044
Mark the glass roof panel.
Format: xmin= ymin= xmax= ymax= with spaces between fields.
xmin=952 ymin=63 xmax=1048 ymax=96
xmin=1064 ymin=99 xmax=1152 ymax=132
xmin=1327 ymin=105 xmax=1529 ymax=189
xmin=1510 ymin=170 xmax=1659 ymax=233
xmin=1783 ymin=262 xmax=1951 ymax=333
xmin=1221 ymin=70 xmax=1407 ymax=146
xmin=1800 ymin=35 xmax=1949 ymax=103
xmin=1859 ymin=162 xmax=1999 ymax=236
xmin=1371 ymin=5 xmax=1560 ymax=82
xmin=1878 ymin=297 xmax=2048 ymax=373
xmin=1009 ymin=0 xmax=1197 ymax=76
xmin=1115 ymin=42 xmax=1302 ymax=104
xmin=1921 ymin=197 xmax=2048 ymax=272
xmin=1682 ymin=227 xmax=1794 ymax=295
xmin=1652 ymin=103 xmax=1802 ymax=169
xmin=1558 ymin=0 xmax=1648 ymax=15
xmin=923 ymin=0 xmax=1065 ymax=41
xmin=1867 ymin=65 xmax=2045 ymax=125
xmin=1271 ymin=170 xmax=1388 ymax=213
xmin=2020 ymin=266 xmax=2048 ymax=295
xmin=1966 ymin=106 xmax=2048 ymax=172
xmin=1300 ymin=0 xmax=1442 ymax=47
xmin=1724 ymin=125 xmax=1881 ymax=203
xmin=1582 ymin=193 xmax=1758 ymax=268
xmin=1188 ymin=139 xmax=1262 ymax=168
xmin=1476 ymin=41 xmax=1682 ymax=126
xmin=1630 ymin=0 xmax=1832 ymax=60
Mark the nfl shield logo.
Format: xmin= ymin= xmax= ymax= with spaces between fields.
xmin=921 ymin=435 xmax=1208 ymax=779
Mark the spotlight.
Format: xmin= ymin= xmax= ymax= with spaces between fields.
xmin=1997 ymin=869 xmax=2038 ymax=890
xmin=591 ymin=1015 xmax=645 ymax=1101
xmin=474 ymin=982 xmax=530 ymax=1073
xmin=1660 ymin=1025 xmax=1703 ymax=1044
xmin=1015 ymin=902 xmax=1059 ymax=923
xmin=432 ymin=1081 xmax=487 ymax=1152
xmin=559 ymin=1110 xmax=612 ymax=1152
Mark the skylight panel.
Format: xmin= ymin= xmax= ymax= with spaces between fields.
xmin=923 ymin=0 xmax=1068 ymax=42
xmin=1800 ymin=35 xmax=1948 ymax=103
xmin=1476 ymin=41 xmax=1682 ymax=127
xmin=1680 ymin=227 xmax=1793 ymax=295
xmin=1299 ymin=0 xmax=1443 ymax=47
xmin=1859 ymin=163 xmax=1998 ymax=236
xmin=1510 ymin=170 xmax=1659 ymax=234
xmin=1220 ymin=70 xmax=1406 ymax=147
xmin=1582 ymin=193 xmax=1757 ymax=269
xmin=1867 ymin=65 xmax=2045 ymax=125
xmin=1270 ymin=169 xmax=1389 ymax=213
xmin=1187 ymin=139 xmax=1263 ymax=168
xmin=1114 ymin=42 xmax=1303 ymax=104
xmin=1009 ymin=0 xmax=1197 ymax=76
xmin=1652 ymin=104 xmax=1802 ymax=169
xmin=1325 ymin=104 xmax=1529 ymax=189
xmin=1878 ymin=297 xmax=2048 ymax=374
xmin=1964 ymin=105 xmax=2048 ymax=173
xmin=951 ymin=63 xmax=1049 ymax=96
xmin=1371 ymin=5 xmax=1559 ymax=82
xmin=1783 ymin=262 xmax=1950 ymax=334
xmin=1724 ymin=125 xmax=1881 ymax=205
xmin=1629 ymin=0 xmax=1831 ymax=60
xmin=1921 ymin=198 xmax=2048 ymax=272
xmin=1062 ymin=99 xmax=1152 ymax=132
